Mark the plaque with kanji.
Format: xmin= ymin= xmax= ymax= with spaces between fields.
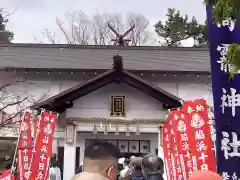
xmin=110 ymin=96 xmax=125 ymax=117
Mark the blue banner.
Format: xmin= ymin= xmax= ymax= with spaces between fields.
xmin=206 ymin=5 xmax=240 ymax=179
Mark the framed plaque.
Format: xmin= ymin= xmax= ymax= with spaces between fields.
xmin=129 ymin=141 xmax=139 ymax=153
xmin=110 ymin=96 xmax=125 ymax=117
xmin=118 ymin=141 xmax=128 ymax=153
xmin=65 ymin=124 xmax=75 ymax=144
xmin=140 ymin=140 xmax=150 ymax=154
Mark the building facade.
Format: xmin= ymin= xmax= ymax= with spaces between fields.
xmin=0 ymin=44 xmax=212 ymax=179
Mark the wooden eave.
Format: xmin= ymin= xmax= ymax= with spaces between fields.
xmin=31 ymin=56 xmax=182 ymax=112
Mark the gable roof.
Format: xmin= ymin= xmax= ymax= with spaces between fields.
xmin=0 ymin=43 xmax=210 ymax=72
xmin=31 ymin=55 xmax=182 ymax=112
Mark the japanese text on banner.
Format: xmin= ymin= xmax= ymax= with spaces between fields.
xmin=17 ymin=111 xmax=33 ymax=180
xmin=163 ymin=123 xmax=173 ymax=180
xmin=183 ymin=99 xmax=216 ymax=172
xmin=30 ymin=112 xmax=57 ymax=180
xmin=174 ymin=109 xmax=193 ymax=177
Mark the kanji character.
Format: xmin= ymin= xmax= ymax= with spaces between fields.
xmin=181 ymin=133 xmax=188 ymax=141
xmin=187 ymin=160 xmax=192 ymax=168
xmin=44 ymin=116 xmax=50 ymax=122
xmin=221 ymin=88 xmax=240 ymax=117
xmin=50 ymin=117 xmax=55 ymax=123
xmin=24 ymin=163 xmax=28 ymax=171
xmin=222 ymin=172 xmax=230 ymax=180
xmin=185 ymin=151 xmax=191 ymax=159
xmin=182 ymin=142 xmax=189 ymax=151
xmin=177 ymin=120 xmax=186 ymax=132
xmin=196 ymin=141 xmax=207 ymax=152
xmin=195 ymin=130 xmax=205 ymax=140
xmin=216 ymin=18 xmax=235 ymax=31
xmin=196 ymin=104 xmax=204 ymax=112
xmin=39 ymin=163 xmax=44 ymax=171
xmin=177 ymin=174 xmax=183 ymax=180
xmin=174 ymin=114 xmax=179 ymax=121
xmin=36 ymin=171 xmax=43 ymax=180
xmin=22 ymin=141 xmax=28 ymax=148
xmin=198 ymin=152 xmax=208 ymax=163
xmin=23 ymin=148 xmax=28 ymax=155
xmin=23 ymin=156 xmax=28 ymax=162
xmin=40 ymin=154 xmax=46 ymax=162
xmin=229 ymin=132 xmax=240 ymax=158
xmin=42 ymin=136 xmax=49 ymax=144
xmin=44 ymin=123 xmax=53 ymax=135
xmin=21 ymin=134 xmax=27 ymax=140
xmin=40 ymin=145 xmax=48 ymax=154
xmin=24 ymin=171 xmax=31 ymax=179
xmin=221 ymin=131 xmax=240 ymax=159
xmin=191 ymin=113 xmax=205 ymax=129
xmin=200 ymin=164 xmax=208 ymax=171
xmin=232 ymin=173 xmax=238 ymax=180
xmin=187 ymin=106 xmax=194 ymax=114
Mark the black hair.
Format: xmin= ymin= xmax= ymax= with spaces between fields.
xmin=124 ymin=158 xmax=130 ymax=165
xmin=5 ymin=163 xmax=12 ymax=170
xmin=50 ymin=156 xmax=58 ymax=167
xmin=142 ymin=154 xmax=164 ymax=173
xmin=84 ymin=139 xmax=121 ymax=160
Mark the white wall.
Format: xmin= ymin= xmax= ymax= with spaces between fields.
xmin=67 ymin=82 xmax=165 ymax=119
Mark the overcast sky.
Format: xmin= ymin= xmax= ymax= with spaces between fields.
xmin=2 ymin=0 xmax=206 ymax=44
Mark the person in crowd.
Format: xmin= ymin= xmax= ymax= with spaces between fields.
xmin=120 ymin=158 xmax=130 ymax=178
xmin=76 ymin=162 xmax=83 ymax=174
xmin=49 ymin=157 xmax=61 ymax=180
xmin=71 ymin=139 xmax=121 ymax=180
xmin=188 ymin=171 xmax=221 ymax=180
xmin=1 ymin=163 xmax=12 ymax=176
xmin=141 ymin=154 xmax=164 ymax=180
xmin=130 ymin=156 xmax=136 ymax=161
xmin=123 ymin=157 xmax=144 ymax=180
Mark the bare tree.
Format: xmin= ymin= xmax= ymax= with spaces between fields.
xmin=38 ymin=11 xmax=151 ymax=46
xmin=0 ymin=73 xmax=50 ymax=128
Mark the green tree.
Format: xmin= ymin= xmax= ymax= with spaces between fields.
xmin=0 ymin=9 xmax=14 ymax=43
xmin=154 ymin=8 xmax=207 ymax=46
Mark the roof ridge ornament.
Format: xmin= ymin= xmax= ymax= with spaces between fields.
xmin=113 ymin=55 xmax=123 ymax=71
xmin=108 ymin=23 xmax=135 ymax=46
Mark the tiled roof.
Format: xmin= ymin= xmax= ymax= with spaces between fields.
xmin=0 ymin=43 xmax=210 ymax=72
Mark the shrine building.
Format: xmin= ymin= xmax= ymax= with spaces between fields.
xmin=0 ymin=43 xmax=212 ymax=179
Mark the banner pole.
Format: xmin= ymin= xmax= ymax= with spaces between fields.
xmin=11 ymin=110 xmax=27 ymax=175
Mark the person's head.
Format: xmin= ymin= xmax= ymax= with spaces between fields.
xmin=4 ymin=163 xmax=12 ymax=170
xmin=83 ymin=139 xmax=121 ymax=180
xmin=130 ymin=157 xmax=142 ymax=171
xmin=130 ymin=155 xmax=136 ymax=161
xmin=51 ymin=156 xmax=58 ymax=168
xmin=188 ymin=171 xmax=221 ymax=180
xmin=123 ymin=158 xmax=130 ymax=168
xmin=141 ymin=154 xmax=164 ymax=178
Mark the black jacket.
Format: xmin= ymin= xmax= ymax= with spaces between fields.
xmin=146 ymin=174 xmax=164 ymax=180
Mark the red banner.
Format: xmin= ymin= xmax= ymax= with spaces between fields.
xmin=183 ymin=99 xmax=216 ymax=172
xmin=33 ymin=116 xmax=41 ymax=141
xmin=18 ymin=111 xmax=32 ymax=150
xmin=174 ymin=109 xmax=194 ymax=177
xmin=163 ymin=123 xmax=173 ymax=180
xmin=30 ymin=111 xmax=57 ymax=180
xmin=167 ymin=110 xmax=185 ymax=180
xmin=18 ymin=111 xmax=33 ymax=180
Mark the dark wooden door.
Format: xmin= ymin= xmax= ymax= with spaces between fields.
xmin=75 ymin=147 xmax=80 ymax=173
xmin=58 ymin=147 xmax=64 ymax=179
